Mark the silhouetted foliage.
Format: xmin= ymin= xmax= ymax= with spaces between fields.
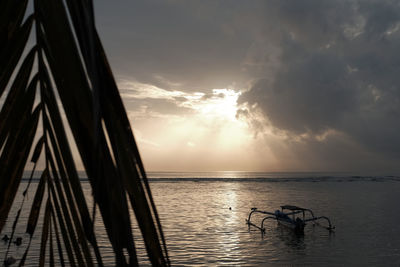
xmin=0 ymin=1 xmax=169 ymax=265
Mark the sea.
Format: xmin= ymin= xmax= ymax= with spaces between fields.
xmin=2 ymin=171 xmax=400 ymax=266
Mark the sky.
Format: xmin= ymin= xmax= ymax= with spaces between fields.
xmin=92 ymin=0 xmax=400 ymax=172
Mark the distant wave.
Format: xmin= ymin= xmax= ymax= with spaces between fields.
xmin=20 ymin=176 xmax=400 ymax=183
xmin=147 ymin=176 xmax=400 ymax=182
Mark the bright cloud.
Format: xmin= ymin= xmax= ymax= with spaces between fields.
xmin=117 ymin=79 xmax=272 ymax=171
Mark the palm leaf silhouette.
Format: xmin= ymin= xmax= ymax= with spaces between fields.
xmin=0 ymin=1 xmax=169 ymax=266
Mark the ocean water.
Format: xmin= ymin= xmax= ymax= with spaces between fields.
xmin=2 ymin=172 xmax=400 ymax=266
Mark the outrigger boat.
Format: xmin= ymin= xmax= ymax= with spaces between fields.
xmin=246 ymin=205 xmax=335 ymax=233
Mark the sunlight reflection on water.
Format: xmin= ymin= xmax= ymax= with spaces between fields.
xmin=2 ymin=176 xmax=400 ymax=266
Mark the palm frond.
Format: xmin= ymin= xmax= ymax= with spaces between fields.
xmin=0 ymin=1 xmax=169 ymax=266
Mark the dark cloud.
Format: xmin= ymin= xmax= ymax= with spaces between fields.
xmin=238 ymin=0 xmax=400 ymax=167
xmin=95 ymin=0 xmax=257 ymax=91
xmin=173 ymin=96 xmax=188 ymax=102
xmin=201 ymin=92 xmax=224 ymax=100
xmin=123 ymin=96 xmax=194 ymax=116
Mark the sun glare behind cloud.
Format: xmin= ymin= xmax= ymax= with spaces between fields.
xmin=191 ymin=89 xmax=240 ymax=121
xmin=118 ymin=79 xmax=275 ymax=171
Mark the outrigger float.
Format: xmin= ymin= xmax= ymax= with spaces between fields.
xmin=246 ymin=205 xmax=335 ymax=233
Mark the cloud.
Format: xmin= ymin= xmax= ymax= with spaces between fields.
xmin=238 ymin=0 xmax=400 ymax=169
xmin=118 ymin=81 xmax=241 ymax=122
xmin=95 ymin=0 xmax=256 ymax=92
xmin=93 ymin=1 xmax=400 ymax=171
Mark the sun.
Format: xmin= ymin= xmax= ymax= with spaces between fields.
xmin=196 ymin=88 xmax=241 ymax=121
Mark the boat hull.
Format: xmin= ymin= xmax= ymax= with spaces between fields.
xmin=277 ymin=218 xmax=305 ymax=232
